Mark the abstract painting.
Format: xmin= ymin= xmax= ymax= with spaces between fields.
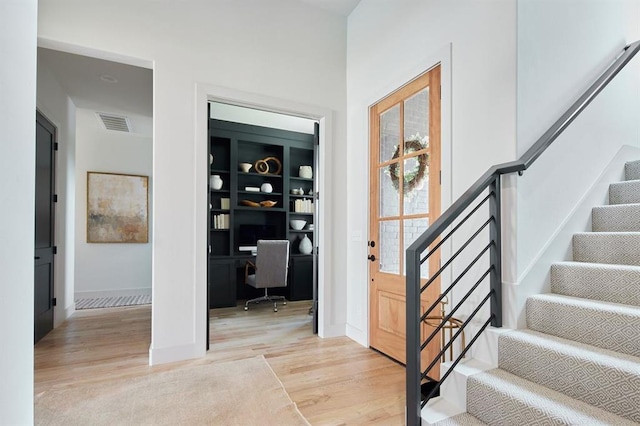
xmin=87 ymin=172 xmax=149 ymax=243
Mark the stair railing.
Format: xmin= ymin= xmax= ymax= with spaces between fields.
xmin=405 ymin=40 xmax=640 ymax=426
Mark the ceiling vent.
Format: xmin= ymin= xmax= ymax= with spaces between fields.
xmin=97 ymin=112 xmax=131 ymax=132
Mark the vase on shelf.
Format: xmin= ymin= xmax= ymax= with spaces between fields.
xmin=298 ymin=234 xmax=312 ymax=255
xmin=299 ymin=165 xmax=313 ymax=179
xmin=260 ymin=182 xmax=273 ymax=193
xmin=210 ymin=174 xmax=223 ymax=190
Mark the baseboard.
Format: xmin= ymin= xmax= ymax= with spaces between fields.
xmin=75 ymin=288 xmax=152 ymax=300
xmin=149 ymin=342 xmax=205 ymax=366
xmin=54 ymin=302 xmax=75 ymax=328
xmin=346 ymin=323 xmax=368 ymax=347
xmin=319 ymin=322 xmax=346 ymax=339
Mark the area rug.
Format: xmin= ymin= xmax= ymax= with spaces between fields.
xmin=35 ymin=356 xmax=309 ymax=426
xmin=75 ymin=294 xmax=151 ymax=310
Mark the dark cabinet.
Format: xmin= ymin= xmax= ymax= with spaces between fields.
xmin=209 ymin=259 xmax=236 ymax=308
xmin=208 ymin=116 xmax=316 ymax=307
xmin=289 ymin=256 xmax=314 ymax=301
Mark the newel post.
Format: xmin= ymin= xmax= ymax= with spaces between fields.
xmin=406 ymin=248 xmax=421 ymax=425
xmin=489 ymin=176 xmax=502 ymax=327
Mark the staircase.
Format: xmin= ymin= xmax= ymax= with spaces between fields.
xmin=437 ymin=160 xmax=640 ymax=425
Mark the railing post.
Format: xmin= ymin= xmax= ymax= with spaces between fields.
xmin=489 ymin=176 xmax=502 ymax=327
xmin=406 ymin=247 xmax=421 ymax=425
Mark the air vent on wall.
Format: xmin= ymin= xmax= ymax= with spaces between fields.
xmin=97 ymin=112 xmax=131 ymax=132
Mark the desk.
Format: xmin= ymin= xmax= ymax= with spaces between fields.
xmin=209 ymin=255 xmax=313 ymax=309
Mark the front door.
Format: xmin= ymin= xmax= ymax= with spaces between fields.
xmin=34 ymin=111 xmax=56 ymax=343
xmin=369 ymin=66 xmax=441 ymax=368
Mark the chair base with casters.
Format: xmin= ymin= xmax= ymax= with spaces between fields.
xmin=243 ymin=240 xmax=290 ymax=313
xmin=244 ymin=289 xmax=287 ymax=312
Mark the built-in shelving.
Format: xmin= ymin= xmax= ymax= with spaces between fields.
xmin=207 ymin=118 xmax=316 ymax=308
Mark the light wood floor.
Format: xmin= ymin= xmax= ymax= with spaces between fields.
xmin=35 ymin=301 xmax=406 ymax=425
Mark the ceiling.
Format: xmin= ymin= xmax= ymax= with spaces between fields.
xmin=37 ymin=0 xmax=360 ymax=136
xmin=298 ymin=0 xmax=361 ymax=16
xmin=38 ymin=48 xmax=153 ymax=118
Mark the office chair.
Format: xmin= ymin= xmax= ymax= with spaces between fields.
xmin=244 ymin=239 xmax=290 ymax=312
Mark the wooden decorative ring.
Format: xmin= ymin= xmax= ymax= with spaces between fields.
xmin=254 ymin=159 xmax=269 ymax=174
xmin=264 ymin=156 xmax=282 ymax=175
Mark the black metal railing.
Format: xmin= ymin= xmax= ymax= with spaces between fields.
xmin=405 ymin=40 xmax=640 ymax=425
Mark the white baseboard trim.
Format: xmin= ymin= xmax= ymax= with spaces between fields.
xmin=75 ymin=288 xmax=152 ymax=300
xmin=149 ymin=342 xmax=205 ymax=366
xmin=319 ymin=322 xmax=346 ymax=338
xmin=346 ymin=323 xmax=368 ymax=347
xmin=54 ymin=302 xmax=76 ymax=328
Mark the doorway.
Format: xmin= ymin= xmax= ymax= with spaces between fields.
xmin=35 ymin=47 xmax=153 ymax=344
xmin=368 ymin=65 xmax=442 ymax=367
xmin=207 ymin=102 xmax=320 ymax=346
xmin=34 ymin=111 xmax=57 ymax=343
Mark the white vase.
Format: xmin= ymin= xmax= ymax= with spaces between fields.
xmin=299 ymin=234 xmax=312 ymax=255
xmin=260 ymin=182 xmax=273 ymax=193
xmin=299 ymin=165 xmax=313 ymax=179
xmin=209 ymin=174 xmax=223 ymax=190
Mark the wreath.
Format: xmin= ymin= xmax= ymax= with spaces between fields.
xmin=388 ymin=135 xmax=429 ymax=196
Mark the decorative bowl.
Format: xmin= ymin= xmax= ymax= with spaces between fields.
xmin=290 ymin=219 xmax=307 ymax=230
xmin=260 ymin=200 xmax=277 ymax=208
xmin=239 ymin=162 xmax=252 ymax=173
xmin=240 ymin=200 xmax=260 ymax=207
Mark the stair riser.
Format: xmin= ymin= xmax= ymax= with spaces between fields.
xmin=499 ymin=335 xmax=640 ymax=422
xmin=466 ymin=380 xmax=538 ymax=425
xmin=550 ymin=263 xmax=640 ymax=306
xmin=626 ymin=160 xmax=640 ymax=181
xmin=573 ymin=233 xmax=640 ymax=266
xmin=467 ymin=371 xmax=636 ymax=425
xmin=592 ymin=205 xmax=640 ymax=232
xmin=609 ymin=180 xmax=640 ymax=205
xmin=526 ymin=297 xmax=640 ymax=357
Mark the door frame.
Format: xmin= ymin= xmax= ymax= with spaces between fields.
xmin=195 ymin=84 xmax=335 ymax=343
xmin=364 ymin=44 xmax=453 ymax=347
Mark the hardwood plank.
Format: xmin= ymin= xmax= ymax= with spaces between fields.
xmin=35 ymin=302 xmax=405 ymax=425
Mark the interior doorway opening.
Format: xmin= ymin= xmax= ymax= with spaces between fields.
xmin=35 ymin=46 xmax=153 ymax=340
xmin=207 ymin=102 xmax=320 ymax=347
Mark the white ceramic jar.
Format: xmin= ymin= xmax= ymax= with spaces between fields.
xmin=299 ymin=165 xmax=313 ymax=179
xmin=260 ymin=182 xmax=273 ymax=193
xmin=209 ymin=174 xmax=223 ymax=190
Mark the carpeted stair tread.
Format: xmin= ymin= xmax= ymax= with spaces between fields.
xmin=592 ymin=203 xmax=640 ymax=232
xmin=573 ymin=232 xmax=640 ymax=265
xmin=551 ymin=261 xmax=640 ymax=306
xmin=625 ymin=160 xmax=640 ymax=181
xmin=499 ymin=329 xmax=640 ymax=422
xmin=466 ymin=368 xmax=636 ymax=425
xmin=526 ymin=293 xmax=640 ymax=357
xmin=433 ymin=413 xmax=487 ymax=426
xmin=609 ymin=179 xmax=640 ymax=205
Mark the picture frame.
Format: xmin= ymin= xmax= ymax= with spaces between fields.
xmin=87 ymin=171 xmax=149 ymax=243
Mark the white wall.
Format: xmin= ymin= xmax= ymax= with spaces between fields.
xmin=38 ymin=0 xmax=347 ymax=364
xmin=345 ymin=0 xmax=517 ymax=344
xmin=510 ymin=0 xmax=640 ymax=323
xmin=74 ymin=108 xmax=153 ymax=299
xmin=0 ymin=0 xmax=37 ymax=422
xmin=500 ymin=0 xmax=640 ymax=328
xmin=37 ymin=53 xmax=78 ymax=325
